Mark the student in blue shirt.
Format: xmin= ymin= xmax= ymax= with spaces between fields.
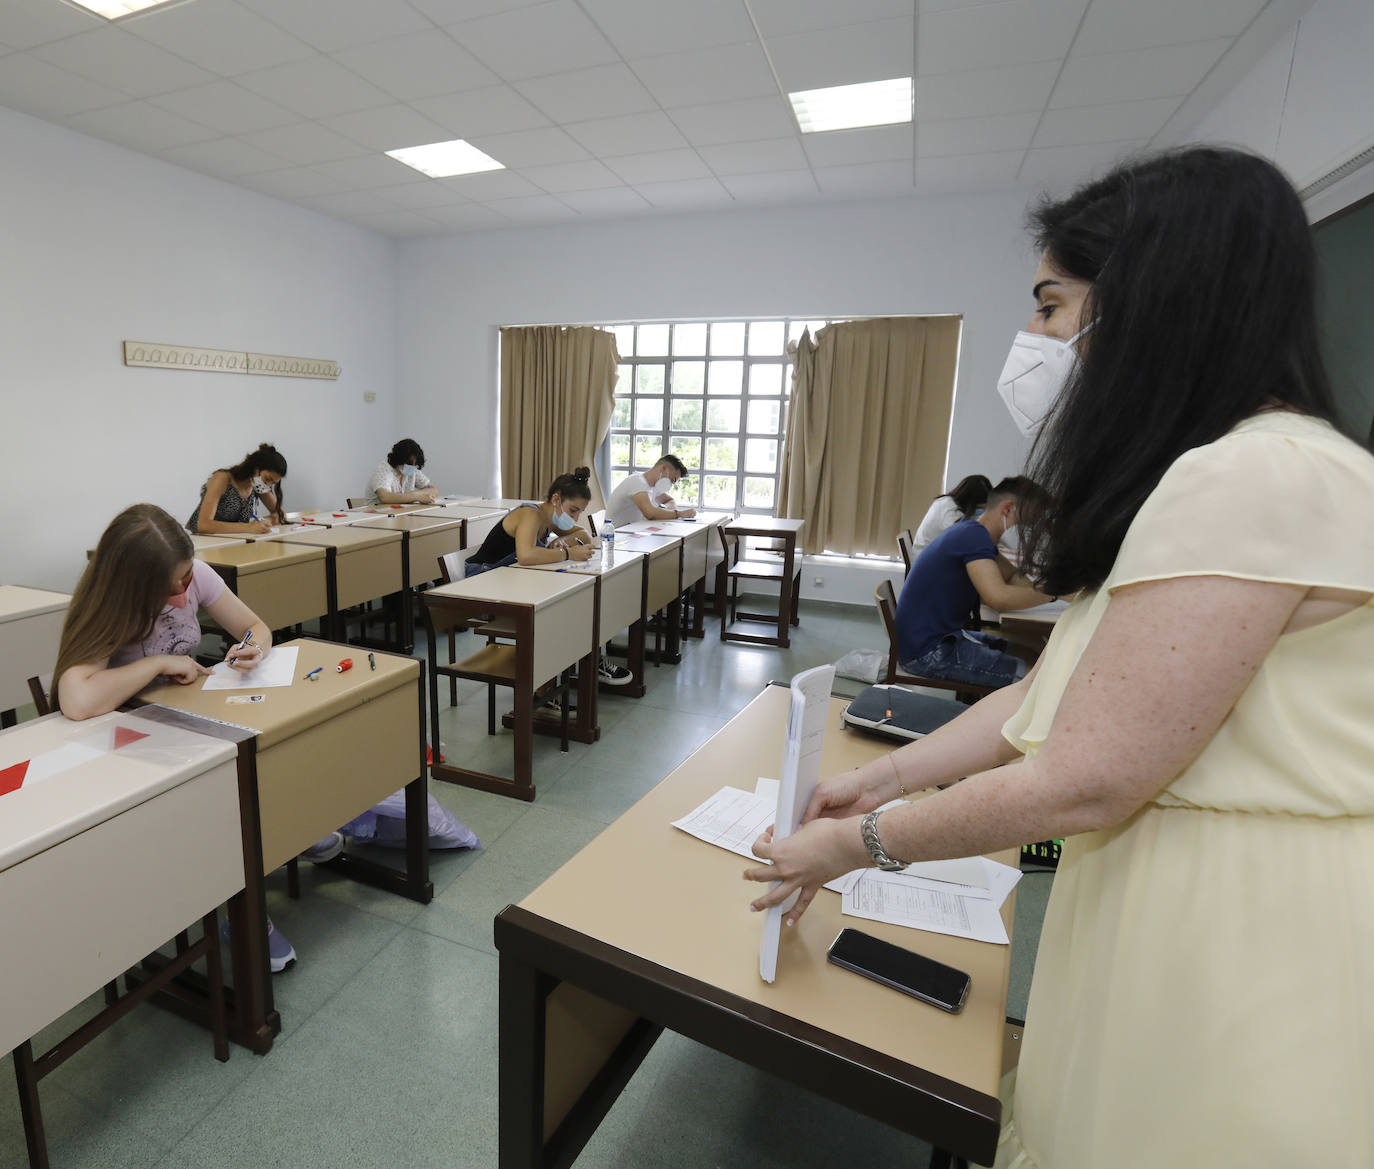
xmin=894 ymin=476 xmax=1051 ymax=687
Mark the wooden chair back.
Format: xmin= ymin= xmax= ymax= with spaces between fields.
xmin=27 ymin=674 xmax=53 ymax=717
xmin=346 ymin=497 xmax=370 ymax=509
xmin=874 ymin=580 xmax=902 ymax=683
xmin=897 ymin=529 xmax=915 ymax=574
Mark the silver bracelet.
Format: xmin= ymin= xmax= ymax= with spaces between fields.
xmin=860 ymin=810 xmax=907 ymax=872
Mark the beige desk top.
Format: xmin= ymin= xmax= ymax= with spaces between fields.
xmin=520 ymin=684 xmax=1014 ymax=1099
xmin=427 ymin=566 xmax=594 ymax=610
xmin=0 ymin=585 xmax=71 ymax=623
xmin=278 ymin=525 xmax=403 ymax=553
xmin=357 ymin=514 xmax=464 ymax=535
xmin=190 ymin=534 xmax=246 ymax=551
xmin=414 ymin=503 xmax=508 ymax=521
xmin=517 ymin=549 xmax=646 ymax=579
xmin=294 ymin=508 xmax=375 ymax=527
xmin=138 ymin=637 xmax=420 ymax=752
xmin=198 ymin=541 xmax=326 ymax=575
xmin=724 ymin=516 xmax=805 ymax=535
xmin=456 ymin=497 xmax=535 ymax=509
xmin=614 ymin=532 xmax=681 ymax=557
xmin=241 ymin=523 xmax=324 ymax=542
xmin=0 ymin=710 xmax=237 ymax=872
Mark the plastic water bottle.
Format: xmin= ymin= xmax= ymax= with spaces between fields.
xmin=602 ymin=517 xmax=615 ymax=563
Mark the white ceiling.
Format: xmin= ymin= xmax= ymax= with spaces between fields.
xmin=0 ymin=0 xmax=1308 ymax=237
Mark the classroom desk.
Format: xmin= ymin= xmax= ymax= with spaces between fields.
xmin=623 ymin=516 xmax=720 ymax=639
xmin=425 ymin=503 xmax=507 ymax=555
xmin=135 ymin=638 xmax=431 ymax=1053
xmin=1 ymin=709 xmax=242 ymax=1167
xmin=494 ymin=684 xmax=1016 ymax=1169
xmin=190 ymin=533 xmax=246 ymax=552
xmin=294 ymin=508 xmax=376 ymax=527
xmin=518 ymin=549 xmax=648 ymax=699
xmin=278 ymin=525 xmax=405 ymax=644
xmin=357 ymin=514 xmax=468 ymax=651
xmin=721 ymin=516 xmax=805 ymax=648
xmin=455 ymin=497 xmax=537 ymax=509
xmin=0 ymin=587 xmax=71 ymax=726
xmin=423 ymin=570 xmax=597 ymax=803
xmin=199 ymin=542 xmax=328 ymax=634
xmin=611 ymin=531 xmax=684 ymax=665
xmin=238 ymin=522 xmax=326 ymax=542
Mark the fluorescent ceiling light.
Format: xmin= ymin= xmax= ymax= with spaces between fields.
xmin=63 ymin=0 xmax=187 ymax=18
xmin=789 ymin=77 xmax=913 ymax=134
xmin=386 ymin=139 xmax=504 ymax=179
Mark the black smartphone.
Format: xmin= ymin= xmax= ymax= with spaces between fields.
xmin=827 ymin=928 xmax=971 ymax=1014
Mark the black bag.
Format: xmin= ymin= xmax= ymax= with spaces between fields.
xmin=841 ymin=684 xmax=963 ymax=742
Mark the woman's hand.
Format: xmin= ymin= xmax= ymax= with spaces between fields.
xmin=162 ymin=656 xmax=211 ymax=685
xmin=246 ymin=519 xmax=271 ymax=534
xmin=803 ymin=763 xmax=900 ymax=824
xmin=568 ymin=542 xmax=595 ymax=562
xmin=225 ymin=641 xmax=263 ymax=670
xmin=743 ymin=817 xmax=866 ymax=926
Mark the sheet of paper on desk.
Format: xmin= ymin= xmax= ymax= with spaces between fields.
xmin=671 ymin=786 xmax=774 ymax=861
xmin=202 ymin=646 xmax=299 ymax=691
xmin=843 ymin=870 xmax=1012 ymax=945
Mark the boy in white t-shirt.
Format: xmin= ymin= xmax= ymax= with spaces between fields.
xmin=366 ymin=438 xmax=439 ymax=506
xmin=606 ymin=454 xmax=696 ymax=528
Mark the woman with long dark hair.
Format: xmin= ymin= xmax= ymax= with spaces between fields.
xmin=187 ymin=442 xmax=287 ymax=535
xmin=909 ymin=473 xmax=992 ymax=554
xmin=745 ymin=147 xmax=1374 ymax=1165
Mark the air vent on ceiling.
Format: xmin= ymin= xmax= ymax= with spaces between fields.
xmin=1298 ymin=142 xmax=1374 ymax=200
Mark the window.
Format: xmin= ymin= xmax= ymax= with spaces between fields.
xmin=605 ymin=319 xmax=827 ymax=514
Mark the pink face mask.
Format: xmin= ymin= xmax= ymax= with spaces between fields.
xmin=167 ymin=568 xmax=193 ymax=609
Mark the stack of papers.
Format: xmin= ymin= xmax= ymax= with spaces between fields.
xmin=671 ymin=782 xmax=1021 ymax=945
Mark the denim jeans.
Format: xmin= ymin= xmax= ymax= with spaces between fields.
xmin=465 ymin=552 xmax=518 ymax=577
xmin=902 ymin=629 xmax=1026 ymax=689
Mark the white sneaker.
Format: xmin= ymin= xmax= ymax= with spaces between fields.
xmin=597 ymin=658 xmax=633 ymax=686
xmin=302 ymin=831 xmax=345 ymax=864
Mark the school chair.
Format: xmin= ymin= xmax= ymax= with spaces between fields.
xmin=873 ymin=581 xmax=998 ymax=705
xmin=26 ymin=675 xmax=52 ymax=717
xmin=585 ymin=509 xmax=605 ymax=537
xmin=716 ymin=524 xmax=799 ymax=631
xmin=345 ymin=497 xmax=369 ymax=508
xmin=897 ymin=529 xmax=916 ymax=574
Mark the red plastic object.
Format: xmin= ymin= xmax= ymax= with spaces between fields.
xmin=336 ymin=658 xmax=353 ymax=673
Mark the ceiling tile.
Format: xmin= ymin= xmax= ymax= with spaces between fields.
xmin=606 ymin=148 xmax=712 ymax=185
xmin=129 ymin=0 xmax=317 ymax=75
xmin=0 ymin=53 xmax=128 ymax=119
xmin=748 ymin=0 xmax=914 ymax=37
xmin=516 ymin=63 xmax=658 ymax=123
xmin=377 ymin=182 xmax=469 ymax=210
xmin=918 ymin=0 xmax=1088 ymax=76
xmin=466 ymin=125 xmax=590 ymax=166
xmin=310 ymin=153 xmax=429 ymax=190
xmin=564 ymin=110 xmax=687 ymax=157
xmin=520 ymin=158 xmax=623 ymax=192
xmin=332 ymin=29 xmax=499 ymax=101
xmin=914 ymin=149 xmax=1025 ymax=194
xmin=239 ymin=121 xmax=371 ymax=164
xmin=304 ymin=188 xmax=419 ymax=216
xmin=699 ymin=136 xmax=809 ymax=176
xmin=812 ymin=159 xmax=915 ymax=196
xmin=413 ymin=84 xmax=550 ymax=136
xmin=1050 ymin=39 xmax=1231 ymax=108
xmin=557 ymin=186 xmax=652 ymax=215
xmin=766 ymin=18 xmax=915 ymax=92
xmin=632 ymin=41 xmax=777 ymax=109
xmin=0 ymin=4 xmax=104 ymax=50
xmin=421 ymin=202 xmax=510 ymax=228
xmin=578 ymin=0 xmax=756 ymax=59
xmin=236 ymin=0 xmax=435 ymax=53
xmin=801 ymin=124 xmax=913 ymax=168
xmin=1015 ymin=138 xmax=1148 ymax=188
xmin=489 ymin=194 xmax=579 ymax=222
xmin=633 ymin=176 xmax=734 ymax=210
xmin=1033 ymin=96 xmax=1180 ymax=149
xmin=236 ymin=166 xmax=340 ymax=199
xmin=1074 ymin=0 xmax=1264 ymax=55
xmin=236 ymin=56 xmax=392 ymax=119
xmin=148 ymin=81 xmax=299 ymax=135
xmin=447 ymin=1 xmax=618 ymax=81
xmin=320 ymin=104 xmax=454 ymax=152
xmin=668 ymin=96 xmax=796 ymax=146
xmin=160 ymin=136 xmax=287 ymax=177
xmin=31 ymin=26 xmax=216 ymax=98
xmin=719 ymin=170 xmax=821 ymax=202
xmin=409 ymin=0 xmax=548 ymax=25
xmin=438 ymin=169 xmax=543 ymax=199
xmin=66 ymin=100 xmax=219 ymax=153
xmin=346 ymin=210 xmax=445 ymax=236
xmin=915 ymin=60 xmax=1060 ymax=120
xmin=916 ymin=111 xmax=1040 ymax=157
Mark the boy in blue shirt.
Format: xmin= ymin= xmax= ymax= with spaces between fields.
xmin=895 ymin=476 xmax=1052 ymax=687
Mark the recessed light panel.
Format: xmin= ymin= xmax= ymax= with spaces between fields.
xmin=789 ymin=77 xmax=913 ymax=134
xmin=63 ymin=0 xmax=187 ymax=19
xmin=385 ymin=139 xmax=505 ymax=179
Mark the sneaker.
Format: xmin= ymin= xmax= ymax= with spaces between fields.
xmin=301 ymin=831 xmax=345 ymax=864
xmin=597 ymin=658 xmax=633 ymax=686
xmin=538 ymin=691 xmax=578 ymax=715
xmin=266 ymin=919 xmax=297 ymax=974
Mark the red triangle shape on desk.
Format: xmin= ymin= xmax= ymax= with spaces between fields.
xmin=0 ymin=760 xmax=30 ymax=796
xmin=113 ymin=727 xmax=149 ymax=750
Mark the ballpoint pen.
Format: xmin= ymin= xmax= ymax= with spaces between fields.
xmin=228 ymin=629 xmax=253 ymax=664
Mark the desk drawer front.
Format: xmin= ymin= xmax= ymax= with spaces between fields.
xmin=599 ymin=567 xmax=643 ymax=637
xmin=645 ymin=551 xmax=680 ymax=613
xmin=530 ymin=590 xmax=596 ymax=686
xmin=335 ymin=545 xmax=403 ymax=611
xmin=239 ymin=562 xmax=328 ymax=630
xmin=408 ymin=529 xmax=464 ymax=586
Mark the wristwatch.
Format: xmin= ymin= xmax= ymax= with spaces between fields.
xmin=860 ymin=811 xmax=907 ymax=871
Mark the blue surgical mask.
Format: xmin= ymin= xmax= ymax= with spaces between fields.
xmin=401 ymin=464 xmax=419 ymax=477
xmin=551 ymin=508 xmax=575 ymax=531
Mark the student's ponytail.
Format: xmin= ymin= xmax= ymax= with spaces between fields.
xmin=546 ymin=466 xmax=592 ymax=503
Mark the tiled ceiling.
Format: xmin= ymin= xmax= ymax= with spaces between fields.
xmin=0 ymin=0 xmax=1304 ymax=236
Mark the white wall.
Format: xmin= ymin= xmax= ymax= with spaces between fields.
xmin=395 ymin=190 xmax=1040 ymax=514
xmin=0 ymin=105 xmax=398 ymax=593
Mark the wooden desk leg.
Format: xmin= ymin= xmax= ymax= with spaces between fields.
xmin=498 ymin=953 xmax=552 ymax=1169
xmin=690 ymin=579 xmax=706 ymax=638
xmin=777 ymin=534 xmax=796 ymax=647
xmin=576 ymin=602 xmax=600 ymax=741
xmin=512 ymin=613 xmax=536 ymax=800
xmin=663 ymin=595 xmax=683 ymax=665
xmin=626 ymin=618 xmax=646 ymax=698
xmin=225 ymin=745 xmax=278 ymax=1054
xmin=1 ymin=709 xmax=16 ymax=729
xmin=13 ymin=1041 xmax=48 ymax=1169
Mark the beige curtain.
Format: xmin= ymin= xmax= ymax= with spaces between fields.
xmin=779 ymin=316 xmax=961 ymax=556
xmin=500 ymin=326 xmax=620 ymax=509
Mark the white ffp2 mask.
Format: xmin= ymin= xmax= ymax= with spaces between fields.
xmin=996 ymin=324 xmax=1092 ymax=437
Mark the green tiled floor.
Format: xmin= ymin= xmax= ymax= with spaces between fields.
xmin=2 ymin=600 xmax=1052 ymax=1168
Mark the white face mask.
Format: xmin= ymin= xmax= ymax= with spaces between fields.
xmin=996 ymin=323 xmax=1092 ymax=437
xmin=400 ymin=463 xmax=419 ymax=477
xmin=651 ymin=476 xmax=673 ymax=498
xmin=251 ymin=475 xmax=270 ymax=495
